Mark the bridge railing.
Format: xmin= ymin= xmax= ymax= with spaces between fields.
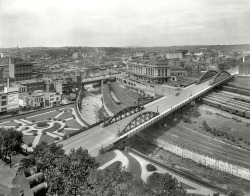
xmin=118 ymin=74 xmax=235 ymax=140
xmin=99 ymin=74 xmax=235 ymax=154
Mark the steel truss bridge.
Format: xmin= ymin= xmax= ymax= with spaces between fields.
xmin=60 ymin=70 xmax=236 ymax=156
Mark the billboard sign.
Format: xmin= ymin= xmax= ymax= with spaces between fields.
xmin=8 ymin=93 xmax=19 ymax=105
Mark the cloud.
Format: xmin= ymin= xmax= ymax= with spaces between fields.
xmin=0 ymin=0 xmax=249 ymax=47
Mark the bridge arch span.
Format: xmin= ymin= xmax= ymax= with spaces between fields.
xmin=118 ymin=111 xmax=159 ymax=136
xmin=103 ymin=105 xmax=145 ymax=127
xmin=196 ymin=70 xmax=218 ymax=84
xmin=210 ymin=71 xmax=231 ymax=85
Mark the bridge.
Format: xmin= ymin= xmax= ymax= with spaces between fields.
xmin=81 ymin=75 xmax=116 ymax=84
xmin=60 ymin=69 xmax=237 ymax=156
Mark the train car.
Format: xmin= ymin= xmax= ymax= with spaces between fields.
xmin=220 ymin=103 xmax=237 ymax=114
xmin=202 ymin=98 xmax=221 ymax=109
xmin=204 ymin=96 xmax=228 ymax=105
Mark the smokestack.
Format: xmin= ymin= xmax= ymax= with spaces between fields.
xmin=7 ymin=77 xmax=10 ymax=88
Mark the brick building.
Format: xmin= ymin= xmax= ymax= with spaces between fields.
xmin=9 ymin=57 xmax=34 ymax=81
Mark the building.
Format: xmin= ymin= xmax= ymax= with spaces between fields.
xmin=45 ymin=91 xmax=61 ymax=107
xmin=19 ymin=90 xmax=45 ymax=109
xmin=165 ymin=50 xmax=187 ymax=59
xmin=0 ymin=64 xmax=9 ymax=81
xmin=0 ymin=91 xmax=8 ymax=114
xmin=127 ymin=60 xmax=171 ymax=84
xmin=0 ymin=52 xmax=11 ymax=58
xmin=44 ymin=79 xmax=55 ymax=92
xmin=133 ymin=51 xmax=145 ymax=58
xmin=9 ymin=57 xmax=34 ymax=81
xmin=17 ymin=79 xmax=44 ymax=93
xmin=11 ymin=166 xmax=48 ymax=196
xmin=239 ymin=59 xmax=250 ymax=75
xmin=0 ymin=79 xmax=19 ymax=114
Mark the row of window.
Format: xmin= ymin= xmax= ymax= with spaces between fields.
xmin=1 ymin=101 xmax=7 ymax=106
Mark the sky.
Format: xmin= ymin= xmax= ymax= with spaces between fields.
xmin=0 ymin=0 xmax=249 ymax=47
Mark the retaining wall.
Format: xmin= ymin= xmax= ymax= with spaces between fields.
xmin=138 ymin=132 xmax=250 ymax=181
xmin=101 ymin=81 xmax=114 ymax=117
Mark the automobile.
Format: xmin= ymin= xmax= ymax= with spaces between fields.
xmin=11 ymin=110 xmax=19 ymax=115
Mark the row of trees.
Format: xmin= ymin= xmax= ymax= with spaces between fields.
xmin=20 ymin=142 xmax=187 ymax=196
xmin=0 ymin=128 xmax=23 ymax=167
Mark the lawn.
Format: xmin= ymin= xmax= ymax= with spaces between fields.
xmin=0 ymin=121 xmax=19 ymax=127
xmin=120 ymin=151 xmax=142 ymax=180
xmin=64 ymin=119 xmax=82 ymax=129
xmin=176 ymin=103 xmax=250 ymax=149
xmin=38 ymin=134 xmax=55 ymax=145
xmin=27 ymin=111 xmax=61 ymax=122
xmin=96 ymin=151 xmax=116 ymax=166
xmin=57 ymin=111 xmax=73 ymax=120
xmin=43 ymin=122 xmax=61 ymax=133
xmin=23 ymin=135 xmax=36 ymax=145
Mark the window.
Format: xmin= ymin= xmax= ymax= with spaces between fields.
xmin=1 ymin=96 xmax=6 ymax=99
xmin=2 ymin=101 xmax=7 ymax=106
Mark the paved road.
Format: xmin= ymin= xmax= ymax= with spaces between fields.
xmin=60 ymin=79 xmax=218 ymax=156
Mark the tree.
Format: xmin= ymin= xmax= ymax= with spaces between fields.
xmin=202 ymin=120 xmax=211 ymax=132
xmin=0 ymin=128 xmax=23 ymax=167
xmin=147 ymin=172 xmax=186 ymax=196
xmin=20 ymin=143 xmax=187 ymax=196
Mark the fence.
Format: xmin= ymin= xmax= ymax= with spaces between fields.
xmin=138 ymin=132 xmax=250 ymax=181
xmin=129 ymin=148 xmax=228 ymax=195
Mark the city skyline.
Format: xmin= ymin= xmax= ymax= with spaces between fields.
xmin=0 ymin=0 xmax=250 ymax=48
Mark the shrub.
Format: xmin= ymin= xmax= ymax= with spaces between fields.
xmin=18 ymin=123 xmax=22 ymax=126
xmin=25 ymin=127 xmax=29 ymax=130
xmin=62 ymin=120 xmax=66 ymax=122
xmin=48 ymin=118 xmax=52 ymax=120
xmin=53 ymin=118 xmax=56 ymax=121
xmin=64 ymin=125 xmax=69 ymax=128
xmin=33 ymin=133 xmax=38 ymax=136
xmin=58 ymin=129 xmax=62 ymax=132
xmin=15 ymin=125 xmax=19 ymax=129
xmin=58 ymin=119 xmax=61 ymax=121
xmin=28 ymin=143 xmax=32 ymax=147
xmin=42 ymin=131 xmax=46 ymax=135
xmin=182 ymin=115 xmax=191 ymax=123
xmin=54 ymin=137 xmax=60 ymax=140
xmin=32 ymin=120 xmax=35 ymax=123
xmin=239 ymin=137 xmax=243 ymax=141
xmin=37 ymin=122 xmax=48 ymax=127
xmin=146 ymin=164 xmax=157 ymax=172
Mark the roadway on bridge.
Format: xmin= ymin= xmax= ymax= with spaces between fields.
xmin=60 ymin=79 xmax=214 ymax=156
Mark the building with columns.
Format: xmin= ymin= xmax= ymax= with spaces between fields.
xmin=126 ymin=60 xmax=171 ymax=84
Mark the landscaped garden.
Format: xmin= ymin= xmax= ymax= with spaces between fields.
xmin=0 ymin=107 xmax=87 ymax=151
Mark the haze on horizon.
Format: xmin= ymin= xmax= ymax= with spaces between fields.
xmin=0 ymin=0 xmax=249 ymax=48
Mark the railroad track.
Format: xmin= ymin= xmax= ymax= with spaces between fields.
xmin=151 ymin=119 xmax=250 ymax=168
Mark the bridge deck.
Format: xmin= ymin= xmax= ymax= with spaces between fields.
xmin=60 ymin=75 xmax=234 ymax=156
